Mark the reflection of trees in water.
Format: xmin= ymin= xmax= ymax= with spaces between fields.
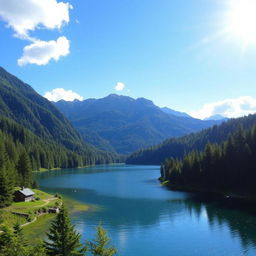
xmin=57 ymin=186 xmax=256 ymax=253
xmin=179 ymin=195 xmax=256 ymax=250
xmin=37 ymin=168 xmax=256 ymax=252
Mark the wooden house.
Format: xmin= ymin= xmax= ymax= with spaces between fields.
xmin=48 ymin=207 xmax=60 ymax=214
xmin=14 ymin=188 xmax=35 ymax=202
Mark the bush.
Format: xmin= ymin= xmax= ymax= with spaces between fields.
xmin=27 ymin=214 xmax=34 ymax=222
xmin=55 ymin=193 xmax=62 ymax=199
xmin=55 ymin=201 xmax=60 ymax=207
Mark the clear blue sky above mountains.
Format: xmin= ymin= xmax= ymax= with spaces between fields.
xmin=1 ymin=0 xmax=256 ymax=119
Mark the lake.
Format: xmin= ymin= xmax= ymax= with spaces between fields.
xmin=36 ymin=165 xmax=256 ymax=256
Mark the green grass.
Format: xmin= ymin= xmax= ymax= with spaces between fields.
xmin=0 ymin=211 xmax=27 ymax=230
xmin=4 ymin=189 xmax=58 ymax=214
xmin=35 ymin=167 xmax=61 ymax=173
xmin=23 ymin=214 xmax=56 ymax=242
xmin=0 ymin=188 xmax=93 ymax=242
xmin=161 ymin=180 xmax=169 ymax=186
xmin=0 ymin=188 xmax=60 ymax=231
xmin=64 ymin=197 xmax=90 ymax=213
xmin=23 ymin=197 xmax=91 ymax=243
xmin=33 ymin=189 xmax=54 ymax=200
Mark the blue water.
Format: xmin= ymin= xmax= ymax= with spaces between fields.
xmin=36 ymin=165 xmax=256 ymax=256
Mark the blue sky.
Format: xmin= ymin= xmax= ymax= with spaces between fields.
xmin=1 ymin=0 xmax=256 ymax=119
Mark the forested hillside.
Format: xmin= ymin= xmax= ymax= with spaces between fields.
xmin=55 ymin=95 xmax=221 ymax=154
xmin=126 ymin=114 xmax=256 ymax=165
xmin=0 ymin=66 xmax=86 ymax=152
xmin=0 ymin=67 xmax=122 ymax=207
xmin=161 ymin=123 xmax=256 ymax=196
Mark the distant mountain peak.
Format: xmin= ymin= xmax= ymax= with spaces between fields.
xmin=204 ymin=114 xmax=228 ymax=121
xmin=161 ymin=107 xmax=191 ymax=118
xmin=55 ymin=94 xmax=222 ymax=154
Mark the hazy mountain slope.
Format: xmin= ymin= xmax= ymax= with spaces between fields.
xmin=55 ymin=94 xmax=222 ymax=154
xmin=126 ymin=114 xmax=256 ymax=165
xmin=161 ymin=107 xmax=191 ymax=118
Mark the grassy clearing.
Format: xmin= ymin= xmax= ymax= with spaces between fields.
xmin=4 ymin=189 xmax=59 ymax=214
xmin=161 ymin=180 xmax=169 ymax=186
xmin=0 ymin=189 xmax=60 ymax=231
xmin=1 ymin=188 xmax=93 ymax=242
xmin=33 ymin=189 xmax=54 ymax=200
xmin=22 ymin=214 xmax=56 ymax=242
xmin=0 ymin=211 xmax=27 ymax=229
xmin=35 ymin=167 xmax=61 ymax=172
xmin=23 ymin=196 xmax=92 ymax=242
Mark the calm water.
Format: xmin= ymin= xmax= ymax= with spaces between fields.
xmin=36 ymin=165 xmax=256 ymax=256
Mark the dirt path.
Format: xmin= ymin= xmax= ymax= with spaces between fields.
xmin=0 ymin=197 xmax=61 ymax=234
xmin=33 ymin=197 xmax=57 ymax=208
xmin=20 ymin=217 xmax=37 ymax=227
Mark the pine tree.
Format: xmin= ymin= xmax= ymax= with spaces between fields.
xmin=0 ymin=144 xmax=14 ymax=207
xmin=0 ymin=226 xmax=13 ymax=252
xmin=0 ymin=225 xmax=46 ymax=256
xmin=45 ymin=205 xmax=85 ymax=256
xmin=26 ymin=241 xmax=47 ymax=256
xmin=87 ymin=225 xmax=117 ymax=256
xmin=17 ymin=152 xmax=32 ymax=187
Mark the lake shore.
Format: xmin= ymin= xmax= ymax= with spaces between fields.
xmin=22 ymin=193 xmax=91 ymax=242
xmin=161 ymin=179 xmax=256 ymax=203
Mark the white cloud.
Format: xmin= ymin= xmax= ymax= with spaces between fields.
xmin=18 ymin=36 xmax=70 ymax=66
xmin=0 ymin=0 xmax=71 ymax=37
xmin=190 ymin=96 xmax=256 ymax=119
xmin=0 ymin=0 xmax=72 ymax=65
xmin=115 ymin=82 xmax=125 ymax=91
xmin=44 ymin=88 xmax=84 ymax=102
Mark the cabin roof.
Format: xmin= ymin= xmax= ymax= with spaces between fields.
xmin=18 ymin=188 xmax=35 ymax=197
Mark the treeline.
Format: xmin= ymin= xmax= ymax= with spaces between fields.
xmin=161 ymin=124 xmax=256 ymax=195
xmin=126 ymin=114 xmax=256 ymax=165
xmin=0 ymin=116 xmax=123 ymax=207
xmin=0 ymin=116 xmax=122 ymax=169
xmin=0 ymin=205 xmax=117 ymax=256
xmin=0 ymin=67 xmax=123 ymax=169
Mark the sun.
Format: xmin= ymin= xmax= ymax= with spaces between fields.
xmin=226 ymin=0 xmax=256 ymax=46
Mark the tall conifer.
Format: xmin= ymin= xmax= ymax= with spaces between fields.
xmin=45 ymin=205 xmax=85 ymax=256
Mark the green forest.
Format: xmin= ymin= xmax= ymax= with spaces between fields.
xmin=0 ymin=116 xmax=123 ymax=207
xmin=126 ymin=114 xmax=256 ymax=165
xmin=161 ymin=123 xmax=256 ymax=196
xmin=0 ymin=205 xmax=117 ymax=256
xmin=0 ymin=67 xmax=123 ymax=208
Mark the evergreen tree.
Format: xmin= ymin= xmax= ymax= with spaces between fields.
xmin=45 ymin=205 xmax=85 ymax=256
xmin=162 ymin=124 xmax=256 ymax=195
xmin=26 ymin=242 xmax=47 ymax=256
xmin=0 ymin=225 xmax=46 ymax=256
xmin=0 ymin=226 xmax=13 ymax=252
xmin=0 ymin=144 xmax=14 ymax=207
xmin=87 ymin=226 xmax=117 ymax=256
xmin=17 ymin=152 xmax=32 ymax=187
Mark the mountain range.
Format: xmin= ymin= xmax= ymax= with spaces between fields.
xmin=126 ymin=113 xmax=256 ymax=165
xmin=0 ymin=66 xmax=120 ymax=169
xmin=55 ymin=95 xmax=223 ymax=154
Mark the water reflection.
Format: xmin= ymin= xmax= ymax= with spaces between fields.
xmin=36 ymin=165 xmax=256 ymax=256
xmin=180 ymin=195 xmax=256 ymax=251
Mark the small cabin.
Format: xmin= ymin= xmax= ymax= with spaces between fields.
xmin=14 ymin=188 xmax=35 ymax=202
xmin=48 ymin=207 xmax=60 ymax=214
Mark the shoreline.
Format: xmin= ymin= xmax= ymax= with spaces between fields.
xmin=160 ymin=179 xmax=256 ymax=203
